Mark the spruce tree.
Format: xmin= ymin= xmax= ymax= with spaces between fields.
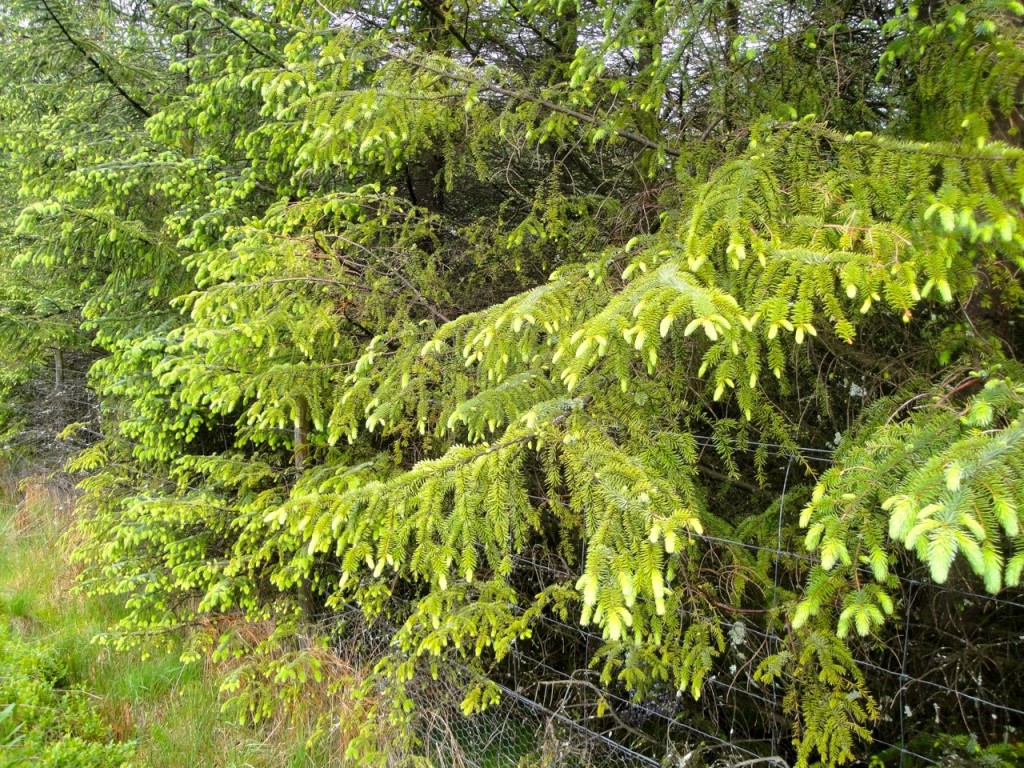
xmin=2 ymin=1 xmax=1024 ymax=765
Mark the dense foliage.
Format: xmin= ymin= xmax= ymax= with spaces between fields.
xmin=3 ymin=0 xmax=1024 ymax=765
xmin=0 ymin=624 xmax=135 ymax=767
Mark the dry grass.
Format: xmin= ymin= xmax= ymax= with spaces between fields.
xmin=187 ymin=614 xmax=403 ymax=766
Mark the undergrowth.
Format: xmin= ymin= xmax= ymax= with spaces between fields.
xmin=0 ymin=472 xmax=346 ymax=768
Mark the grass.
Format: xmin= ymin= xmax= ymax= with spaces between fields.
xmin=0 ymin=475 xmax=342 ymax=768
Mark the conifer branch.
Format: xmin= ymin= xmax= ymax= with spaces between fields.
xmin=191 ymin=4 xmax=282 ymax=66
xmin=37 ymin=0 xmax=152 ymax=119
xmin=391 ymin=53 xmax=682 ymax=157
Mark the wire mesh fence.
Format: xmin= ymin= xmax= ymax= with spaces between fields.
xmin=33 ymin=356 xmax=1024 ymax=767
xmin=316 ymin=436 xmax=1024 ymax=768
xmin=327 ymin=601 xmax=1018 ymax=768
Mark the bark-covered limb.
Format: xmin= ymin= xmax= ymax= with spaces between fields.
xmin=38 ymin=0 xmax=152 ymax=119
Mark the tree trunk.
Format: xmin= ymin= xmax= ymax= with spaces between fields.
xmin=293 ymin=394 xmax=316 ymax=621
xmin=293 ymin=395 xmax=310 ymax=471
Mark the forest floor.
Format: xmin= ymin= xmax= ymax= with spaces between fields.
xmin=0 ymin=471 xmax=340 ymax=768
